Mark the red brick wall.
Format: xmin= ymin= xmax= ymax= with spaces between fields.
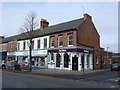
xmin=77 ymin=16 xmax=100 ymax=70
xmin=7 ymin=41 xmax=17 ymax=52
xmin=1 ymin=43 xmax=8 ymax=52
xmin=49 ymin=31 xmax=77 ymax=47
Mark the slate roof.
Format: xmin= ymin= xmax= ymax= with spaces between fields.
xmin=1 ymin=18 xmax=84 ymax=43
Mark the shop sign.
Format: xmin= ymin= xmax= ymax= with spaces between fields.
xmin=7 ymin=52 xmax=16 ymax=56
xmin=16 ymin=52 xmax=28 ymax=56
xmin=59 ymin=49 xmax=66 ymax=52
xmin=83 ymin=50 xmax=89 ymax=53
xmin=32 ymin=50 xmax=47 ymax=56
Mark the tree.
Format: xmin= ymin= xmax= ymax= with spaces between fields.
xmin=18 ymin=11 xmax=39 ymax=71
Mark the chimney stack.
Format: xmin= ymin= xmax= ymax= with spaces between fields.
xmin=40 ymin=18 xmax=49 ymax=30
xmin=83 ymin=13 xmax=92 ymax=20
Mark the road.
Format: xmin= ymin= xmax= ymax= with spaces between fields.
xmin=2 ymin=70 xmax=116 ymax=88
xmin=49 ymin=70 xmax=119 ymax=88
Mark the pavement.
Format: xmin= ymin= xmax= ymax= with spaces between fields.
xmin=2 ymin=67 xmax=110 ymax=76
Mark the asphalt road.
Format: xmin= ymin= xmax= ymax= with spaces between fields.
xmin=2 ymin=70 xmax=114 ymax=88
xmin=49 ymin=70 xmax=120 ymax=88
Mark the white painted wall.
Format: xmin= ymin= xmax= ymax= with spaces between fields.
xmin=17 ymin=36 xmax=49 ymax=51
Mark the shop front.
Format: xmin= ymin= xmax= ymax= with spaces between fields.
xmin=31 ymin=50 xmax=48 ymax=68
xmin=0 ymin=52 xmax=7 ymax=61
xmin=7 ymin=52 xmax=16 ymax=61
xmin=48 ymin=47 xmax=93 ymax=71
xmin=16 ymin=52 xmax=28 ymax=65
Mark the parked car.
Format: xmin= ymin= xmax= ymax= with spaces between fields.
xmin=111 ymin=63 xmax=120 ymax=71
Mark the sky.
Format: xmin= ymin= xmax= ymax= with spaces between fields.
xmin=0 ymin=1 xmax=119 ymax=53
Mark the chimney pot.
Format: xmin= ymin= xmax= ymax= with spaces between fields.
xmin=40 ymin=18 xmax=49 ymax=30
xmin=84 ymin=13 xmax=92 ymax=20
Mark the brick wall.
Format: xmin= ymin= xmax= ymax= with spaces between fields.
xmin=77 ymin=14 xmax=100 ymax=70
xmin=7 ymin=41 xmax=17 ymax=52
xmin=49 ymin=31 xmax=77 ymax=47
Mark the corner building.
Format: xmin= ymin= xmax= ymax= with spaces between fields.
xmin=47 ymin=14 xmax=100 ymax=71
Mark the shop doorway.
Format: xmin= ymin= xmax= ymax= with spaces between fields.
xmin=72 ymin=55 xmax=78 ymax=70
xmin=64 ymin=53 xmax=69 ymax=68
xmin=56 ymin=53 xmax=61 ymax=67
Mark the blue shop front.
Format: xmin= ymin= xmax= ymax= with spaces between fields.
xmin=0 ymin=52 xmax=7 ymax=61
xmin=16 ymin=50 xmax=48 ymax=68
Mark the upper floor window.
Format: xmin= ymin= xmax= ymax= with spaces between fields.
xmin=37 ymin=39 xmax=41 ymax=49
xmin=96 ymin=55 xmax=99 ymax=64
xmin=44 ymin=38 xmax=47 ymax=48
xmin=17 ymin=43 xmax=20 ymax=51
xmin=68 ymin=34 xmax=73 ymax=45
xmin=50 ymin=37 xmax=54 ymax=47
xmin=23 ymin=41 xmax=26 ymax=50
xmin=108 ymin=59 xmax=112 ymax=64
xmin=58 ymin=36 xmax=63 ymax=46
xmin=32 ymin=40 xmax=34 ymax=49
xmin=10 ymin=43 xmax=12 ymax=51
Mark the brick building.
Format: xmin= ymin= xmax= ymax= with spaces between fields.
xmin=1 ymin=13 xmax=115 ymax=71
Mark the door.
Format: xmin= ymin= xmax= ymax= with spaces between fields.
xmin=72 ymin=55 xmax=78 ymax=70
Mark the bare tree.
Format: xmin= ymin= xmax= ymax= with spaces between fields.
xmin=18 ymin=11 xmax=39 ymax=71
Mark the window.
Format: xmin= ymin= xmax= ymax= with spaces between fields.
xmin=50 ymin=37 xmax=54 ymax=47
xmin=51 ymin=53 xmax=54 ymax=61
xmin=44 ymin=38 xmax=47 ymax=48
xmin=58 ymin=36 xmax=63 ymax=46
xmin=23 ymin=41 xmax=26 ymax=50
xmin=96 ymin=55 xmax=99 ymax=64
xmin=32 ymin=40 xmax=34 ymax=49
xmin=108 ymin=59 xmax=112 ymax=64
xmin=37 ymin=39 xmax=40 ymax=49
xmin=17 ymin=43 xmax=20 ymax=51
xmin=68 ymin=34 xmax=73 ymax=45
xmin=10 ymin=43 xmax=12 ymax=51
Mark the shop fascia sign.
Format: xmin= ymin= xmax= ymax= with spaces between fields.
xmin=7 ymin=52 xmax=16 ymax=56
xmin=32 ymin=50 xmax=47 ymax=56
xmin=16 ymin=52 xmax=28 ymax=56
xmin=59 ymin=49 xmax=66 ymax=52
xmin=83 ymin=50 xmax=89 ymax=53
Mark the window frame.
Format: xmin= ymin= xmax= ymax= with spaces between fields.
xmin=50 ymin=37 xmax=54 ymax=48
xmin=44 ymin=38 xmax=47 ymax=48
xmin=96 ymin=55 xmax=99 ymax=64
xmin=37 ymin=39 xmax=41 ymax=49
xmin=68 ymin=34 xmax=73 ymax=46
xmin=58 ymin=35 xmax=63 ymax=47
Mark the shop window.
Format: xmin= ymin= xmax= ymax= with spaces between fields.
xmin=37 ymin=39 xmax=41 ymax=49
xmin=40 ymin=57 xmax=46 ymax=66
xmin=96 ymin=55 xmax=99 ymax=64
xmin=51 ymin=53 xmax=54 ymax=61
xmin=64 ymin=53 xmax=69 ymax=68
xmin=87 ymin=54 xmax=90 ymax=68
xmin=44 ymin=38 xmax=47 ymax=48
xmin=58 ymin=36 xmax=63 ymax=46
xmin=50 ymin=37 xmax=54 ymax=47
xmin=68 ymin=34 xmax=73 ymax=45
xmin=56 ymin=53 xmax=61 ymax=67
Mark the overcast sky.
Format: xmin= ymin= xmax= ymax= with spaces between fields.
xmin=0 ymin=1 xmax=119 ymax=53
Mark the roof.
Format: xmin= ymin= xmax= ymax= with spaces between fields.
xmin=1 ymin=18 xmax=84 ymax=43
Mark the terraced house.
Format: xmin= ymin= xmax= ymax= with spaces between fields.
xmin=1 ymin=13 xmax=102 ymax=71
